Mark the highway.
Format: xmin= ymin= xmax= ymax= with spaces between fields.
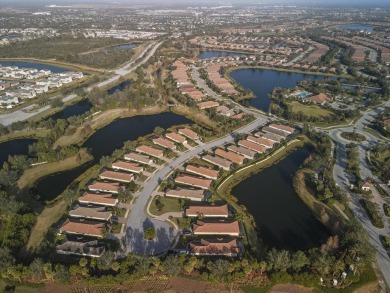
xmin=0 ymin=41 xmax=162 ymax=126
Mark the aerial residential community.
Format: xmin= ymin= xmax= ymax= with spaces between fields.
xmin=0 ymin=0 xmax=390 ymax=292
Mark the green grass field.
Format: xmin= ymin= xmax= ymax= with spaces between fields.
xmin=290 ymin=101 xmax=334 ymax=117
xmin=150 ymin=196 xmax=183 ymax=216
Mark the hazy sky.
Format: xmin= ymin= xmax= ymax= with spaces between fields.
xmin=2 ymin=0 xmax=390 ymax=7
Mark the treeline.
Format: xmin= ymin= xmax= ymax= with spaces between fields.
xmin=346 ymin=143 xmax=361 ymax=182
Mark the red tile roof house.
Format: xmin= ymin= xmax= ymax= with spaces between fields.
xmin=153 ymin=137 xmax=176 ymax=151
xmin=88 ymin=181 xmax=123 ymax=194
xmin=124 ymin=152 xmax=153 ymax=165
xmin=192 ymin=219 xmax=240 ymax=236
xmin=175 ymin=175 xmax=213 ymax=190
xmin=56 ymin=238 xmax=105 ymax=258
xmin=307 ymin=93 xmax=331 ymax=105
xmin=136 ymin=145 xmax=164 ymax=158
xmin=69 ymin=205 xmax=112 ymax=222
xmin=165 ymin=132 xmax=187 ymax=144
xmin=59 ymin=218 xmax=105 ymax=238
xmin=185 ymin=164 xmax=219 ymax=180
xmin=112 ymin=160 xmax=143 ymax=174
xmin=165 ymin=188 xmax=207 ymax=201
xmin=238 ymin=140 xmax=267 ymax=154
xmin=202 ymin=154 xmax=233 ymax=171
xmin=78 ymin=192 xmax=118 ymax=207
xmin=178 ymin=128 xmax=199 ymax=141
xmin=188 ymin=238 xmax=240 ymax=257
xmin=214 ymin=148 xmax=245 ymax=165
xmin=227 ymin=145 xmax=257 ymax=160
xmin=99 ymin=170 xmax=134 ymax=183
xmin=247 ymin=135 xmax=275 ymax=149
xmin=197 ymin=101 xmax=220 ymax=110
xmin=268 ymin=123 xmax=296 ymax=135
xmin=185 ymin=204 xmax=229 ymax=218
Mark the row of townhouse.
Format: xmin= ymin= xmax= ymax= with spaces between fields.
xmin=197 ymin=101 xmax=246 ymax=120
xmin=206 ymin=63 xmax=239 ymax=95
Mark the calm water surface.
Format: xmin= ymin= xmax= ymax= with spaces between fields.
xmin=107 ymin=80 xmax=131 ymax=95
xmin=33 ymin=112 xmax=192 ymax=201
xmin=0 ymin=61 xmax=68 ymax=73
xmin=198 ymin=51 xmax=247 ymax=59
xmin=232 ymin=146 xmax=330 ymax=250
xmin=338 ymin=24 xmax=375 ymax=31
xmin=0 ymin=139 xmax=36 ymax=167
xmin=48 ymin=100 xmax=92 ymax=121
xmin=230 ymin=68 xmax=329 ymax=112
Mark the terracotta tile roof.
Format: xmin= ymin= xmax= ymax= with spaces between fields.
xmin=188 ymin=238 xmax=240 ymax=256
xmin=185 ymin=164 xmax=219 ymax=180
xmin=307 ymin=93 xmax=331 ymax=104
xmin=238 ymin=140 xmax=267 ymax=153
xmin=185 ymin=204 xmax=229 ymax=217
xmin=215 ymin=148 xmax=245 ymax=164
xmin=231 ymin=113 xmax=245 ymax=119
xmin=88 ymin=181 xmax=122 ymax=194
xmin=269 ymin=123 xmax=296 ymax=134
xmin=227 ymin=145 xmax=256 ymax=159
xmin=192 ymin=219 xmax=240 ymax=236
xmin=175 ymin=175 xmax=212 ymax=189
xmin=136 ymin=145 xmax=164 ymax=158
xmin=202 ymin=154 xmax=232 ymax=170
xmin=78 ymin=192 xmax=118 ymax=206
xmin=69 ymin=205 xmax=112 ymax=221
xmin=178 ymin=128 xmax=199 ymax=140
xmin=152 ymin=137 xmax=176 ymax=150
xmin=99 ymin=170 xmax=134 ymax=183
xmin=112 ymin=160 xmax=143 ymax=173
xmin=165 ymin=132 xmax=187 ymax=144
xmin=247 ymin=135 xmax=275 ymax=148
xmin=197 ymin=101 xmax=220 ymax=110
xmin=59 ymin=218 xmax=104 ymax=237
xmin=165 ymin=188 xmax=206 ymax=201
xmin=124 ymin=152 xmax=152 ymax=164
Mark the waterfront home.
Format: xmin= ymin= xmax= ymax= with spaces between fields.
xmin=188 ymin=238 xmax=240 ymax=257
xmin=88 ymin=181 xmax=123 ymax=194
xmin=78 ymin=192 xmax=118 ymax=207
xmin=136 ymin=145 xmax=164 ymax=158
xmin=197 ymin=101 xmax=220 ymax=110
xmin=69 ymin=205 xmax=112 ymax=222
xmin=112 ymin=160 xmax=143 ymax=174
xmin=268 ymin=123 xmax=296 ymax=135
xmin=175 ymin=175 xmax=213 ymax=190
xmin=307 ymin=93 xmax=331 ymax=105
xmin=214 ymin=148 xmax=245 ymax=165
xmin=247 ymin=135 xmax=275 ymax=148
xmin=152 ymin=137 xmax=176 ymax=151
xmin=185 ymin=204 xmax=229 ymax=218
xmin=165 ymin=188 xmax=207 ymax=201
xmin=59 ymin=218 xmax=105 ymax=238
xmin=238 ymin=140 xmax=267 ymax=154
xmin=201 ymin=154 xmax=233 ymax=171
xmin=262 ymin=126 xmax=289 ymax=138
xmin=124 ymin=152 xmax=153 ymax=165
xmin=216 ymin=105 xmax=236 ymax=117
xmin=178 ymin=128 xmax=199 ymax=141
xmin=99 ymin=170 xmax=134 ymax=183
xmin=165 ymin=132 xmax=187 ymax=144
xmin=192 ymin=219 xmax=240 ymax=236
xmin=227 ymin=145 xmax=257 ymax=159
xmin=56 ymin=238 xmax=105 ymax=258
xmin=185 ymin=164 xmax=219 ymax=180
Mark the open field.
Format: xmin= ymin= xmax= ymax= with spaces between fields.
xmin=289 ymin=101 xmax=334 ymax=117
xmin=0 ymin=129 xmax=49 ymax=143
xmin=171 ymin=103 xmax=218 ymax=131
xmin=150 ymin=196 xmax=183 ymax=216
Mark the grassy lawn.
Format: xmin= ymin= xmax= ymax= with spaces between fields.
xmin=340 ymin=131 xmax=366 ymax=142
xmin=150 ymin=196 xmax=184 ymax=216
xmin=0 ymin=129 xmax=49 ymax=143
xmin=173 ymin=217 xmax=192 ymax=230
xmin=290 ymin=101 xmax=334 ymax=117
xmin=144 ymin=165 xmax=157 ymax=173
xmin=171 ymin=103 xmax=218 ymax=131
xmin=0 ymin=280 xmax=40 ymax=293
xmin=136 ymin=173 xmax=149 ymax=182
xmin=17 ymin=148 xmax=92 ymax=191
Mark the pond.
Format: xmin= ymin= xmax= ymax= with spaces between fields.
xmin=232 ymin=146 xmax=331 ymax=251
xmin=0 ymin=138 xmax=36 ymax=167
xmin=107 ymin=80 xmax=131 ymax=95
xmin=32 ymin=112 xmax=192 ymax=201
xmin=48 ymin=99 xmax=93 ymax=121
xmin=229 ymin=68 xmax=330 ymax=112
xmin=338 ymin=24 xmax=375 ymax=31
xmin=198 ymin=51 xmax=247 ymax=59
xmin=0 ymin=61 xmax=69 ymax=73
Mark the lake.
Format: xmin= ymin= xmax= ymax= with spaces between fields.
xmin=32 ymin=112 xmax=192 ymax=201
xmin=230 ymin=68 xmax=329 ymax=112
xmin=107 ymin=80 xmax=131 ymax=95
xmin=338 ymin=24 xmax=375 ymax=31
xmin=0 ymin=61 xmax=69 ymax=73
xmin=0 ymin=138 xmax=36 ymax=167
xmin=48 ymin=99 xmax=92 ymax=121
xmin=198 ymin=51 xmax=247 ymax=59
xmin=232 ymin=146 xmax=331 ymax=251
